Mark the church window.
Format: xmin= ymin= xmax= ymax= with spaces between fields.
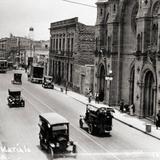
xmin=100 ymin=8 xmax=103 ymax=16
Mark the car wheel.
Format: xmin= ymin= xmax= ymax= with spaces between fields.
xmin=21 ymin=101 xmax=25 ymax=107
xmin=79 ymin=119 xmax=83 ymax=128
xmin=40 ymin=141 xmax=44 ymax=150
xmin=88 ymin=124 xmax=94 ymax=135
xmin=73 ymin=144 xmax=77 ymax=153
xmin=50 ymin=147 xmax=54 ymax=159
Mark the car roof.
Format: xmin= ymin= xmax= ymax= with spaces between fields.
xmin=44 ymin=76 xmax=52 ymax=79
xmin=8 ymin=88 xmax=21 ymax=92
xmin=39 ymin=112 xmax=69 ymax=125
xmin=86 ymin=103 xmax=114 ymax=112
xmin=14 ymin=73 xmax=22 ymax=75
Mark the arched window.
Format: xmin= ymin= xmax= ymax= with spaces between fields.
xmin=137 ymin=34 xmax=142 ymax=52
xmin=100 ymin=8 xmax=103 ymax=16
xmin=152 ymin=24 xmax=158 ymax=46
xmin=113 ymin=4 xmax=116 ymax=12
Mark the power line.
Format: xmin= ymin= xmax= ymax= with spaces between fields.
xmin=62 ymin=0 xmax=96 ymax=8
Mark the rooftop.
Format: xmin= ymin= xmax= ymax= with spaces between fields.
xmin=39 ymin=112 xmax=69 ymax=125
xmin=96 ymin=0 xmax=108 ymax=3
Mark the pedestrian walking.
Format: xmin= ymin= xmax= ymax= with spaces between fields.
xmin=129 ymin=104 xmax=134 ymax=115
xmin=88 ymin=88 xmax=92 ymax=103
xmin=119 ymin=99 xmax=124 ymax=112
xmin=95 ymin=92 xmax=99 ymax=104
xmin=156 ymin=110 xmax=160 ymax=129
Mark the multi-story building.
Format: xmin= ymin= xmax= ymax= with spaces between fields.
xmin=0 ymin=35 xmax=49 ymax=69
xmin=49 ymin=17 xmax=95 ymax=94
xmin=0 ymin=38 xmax=9 ymax=58
xmin=94 ymin=0 xmax=160 ymax=121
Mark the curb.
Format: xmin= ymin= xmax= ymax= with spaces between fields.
xmin=53 ymin=86 xmax=160 ymax=141
xmin=71 ymin=97 xmax=160 ymax=141
xmin=114 ymin=117 xmax=160 ymax=141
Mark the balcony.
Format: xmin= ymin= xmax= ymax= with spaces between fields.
xmin=49 ymin=50 xmax=74 ymax=59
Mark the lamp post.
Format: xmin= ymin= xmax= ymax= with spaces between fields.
xmin=105 ymin=70 xmax=113 ymax=105
xmin=65 ymin=51 xmax=70 ymax=94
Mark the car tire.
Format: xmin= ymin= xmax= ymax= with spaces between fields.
xmin=21 ymin=101 xmax=25 ymax=107
xmin=88 ymin=124 xmax=94 ymax=135
xmin=73 ymin=144 xmax=77 ymax=153
xmin=50 ymin=147 xmax=54 ymax=159
xmin=79 ymin=119 xmax=83 ymax=128
xmin=40 ymin=141 xmax=44 ymax=150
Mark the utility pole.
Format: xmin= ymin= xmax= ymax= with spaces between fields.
xmin=65 ymin=51 xmax=70 ymax=94
xmin=18 ymin=37 xmax=21 ymax=66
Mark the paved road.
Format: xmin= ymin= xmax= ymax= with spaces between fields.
xmin=0 ymin=70 xmax=160 ymax=160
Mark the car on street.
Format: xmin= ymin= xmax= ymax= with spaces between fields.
xmin=11 ymin=73 xmax=22 ymax=85
xmin=42 ymin=76 xmax=54 ymax=89
xmin=7 ymin=89 xmax=25 ymax=107
xmin=79 ymin=103 xmax=114 ymax=135
xmin=38 ymin=112 xmax=77 ymax=158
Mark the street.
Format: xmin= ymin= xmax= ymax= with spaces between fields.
xmin=0 ymin=70 xmax=160 ymax=160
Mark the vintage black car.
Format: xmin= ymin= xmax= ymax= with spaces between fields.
xmin=7 ymin=89 xmax=25 ymax=107
xmin=38 ymin=112 xmax=77 ymax=158
xmin=42 ymin=76 xmax=54 ymax=89
xmin=11 ymin=73 xmax=22 ymax=85
xmin=79 ymin=103 xmax=114 ymax=135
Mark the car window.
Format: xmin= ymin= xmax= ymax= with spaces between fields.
xmin=52 ymin=124 xmax=68 ymax=135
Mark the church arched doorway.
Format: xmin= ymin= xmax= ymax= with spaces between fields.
xmin=143 ymin=71 xmax=155 ymax=118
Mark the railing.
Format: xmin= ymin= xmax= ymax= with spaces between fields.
xmin=49 ymin=50 xmax=74 ymax=57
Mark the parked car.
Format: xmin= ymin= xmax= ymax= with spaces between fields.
xmin=79 ymin=103 xmax=114 ymax=135
xmin=11 ymin=73 xmax=22 ymax=85
xmin=7 ymin=89 xmax=25 ymax=107
xmin=42 ymin=76 xmax=54 ymax=89
xmin=38 ymin=112 xmax=77 ymax=158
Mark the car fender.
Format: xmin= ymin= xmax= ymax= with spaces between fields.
xmin=49 ymin=143 xmax=55 ymax=149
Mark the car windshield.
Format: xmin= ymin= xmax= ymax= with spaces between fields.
xmin=52 ymin=124 xmax=68 ymax=135
xmin=9 ymin=91 xmax=21 ymax=97
xmin=45 ymin=78 xmax=52 ymax=82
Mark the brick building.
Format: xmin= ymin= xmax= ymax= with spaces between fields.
xmin=49 ymin=17 xmax=95 ymax=94
xmin=94 ymin=0 xmax=160 ymax=121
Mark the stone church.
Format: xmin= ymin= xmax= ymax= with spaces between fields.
xmin=94 ymin=0 xmax=160 ymax=121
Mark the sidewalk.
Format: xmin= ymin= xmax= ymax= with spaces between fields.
xmin=54 ymin=84 xmax=160 ymax=140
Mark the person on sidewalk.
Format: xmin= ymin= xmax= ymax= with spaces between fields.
xmin=119 ymin=99 xmax=124 ymax=112
xmin=95 ymin=92 xmax=99 ymax=104
xmin=88 ymin=88 xmax=92 ymax=103
xmin=156 ymin=110 xmax=160 ymax=129
xmin=129 ymin=104 xmax=135 ymax=116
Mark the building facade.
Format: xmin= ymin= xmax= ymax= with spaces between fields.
xmin=49 ymin=17 xmax=95 ymax=94
xmin=0 ymin=38 xmax=9 ymax=59
xmin=94 ymin=0 xmax=160 ymax=121
xmin=0 ymin=35 xmax=49 ymax=70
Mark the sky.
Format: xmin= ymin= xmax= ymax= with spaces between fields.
xmin=0 ymin=0 xmax=97 ymax=40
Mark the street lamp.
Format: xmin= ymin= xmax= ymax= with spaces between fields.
xmin=105 ymin=70 xmax=113 ymax=105
xmin=65 ymin=51 xmax=70 ymax=94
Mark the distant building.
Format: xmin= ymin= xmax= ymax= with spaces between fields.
xmin=0 ymin=35 xmax=49 ymax=71
xmin=49 ymin=17 xmax=95 ymax=94
xmin=0 ymin=38 xmax=9 ymax=59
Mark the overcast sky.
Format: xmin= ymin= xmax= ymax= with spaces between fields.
xmin=0 ymin=0 xmax=97 ymax=40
